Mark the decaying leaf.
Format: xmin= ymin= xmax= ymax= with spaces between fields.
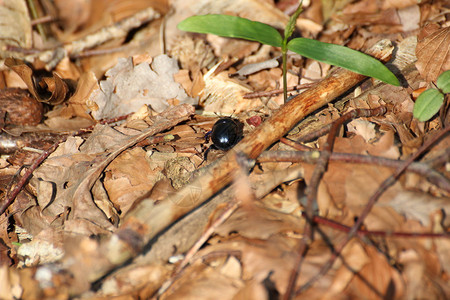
xmin=88 ymin=54 xmax=196 ymax=119
xmin=416 ymin=25 xmax=450 ymax=82
xmin=4 ymin=58 xmax=71 ymax=105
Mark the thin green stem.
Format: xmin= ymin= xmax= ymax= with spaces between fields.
xmin=282 ymin=47 xmax=288 ymax=103
xmin=27 ymin=0 xmax=47 ymax=41
xmin=282 ymin=1 xmax=303 ymax=103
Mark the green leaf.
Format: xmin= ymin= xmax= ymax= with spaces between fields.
xmin=177 ymin=15 xmax=282 ymax=48
xmin=413 ymin=88 xmax=445 ymax=122
xmin=287 ymin=38 xmax=400 ymax=86
xmin=436 ymin=70 xmax=450 ymax=94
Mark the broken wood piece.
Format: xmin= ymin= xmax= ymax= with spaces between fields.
xmin=62 ymin=39 xmax=396 ymax=291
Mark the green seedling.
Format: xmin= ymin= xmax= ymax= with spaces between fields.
xmin=413 ymin=70 xmax=450 ymax=122
xmin=177 ymin=3 xmax=400 ymax=102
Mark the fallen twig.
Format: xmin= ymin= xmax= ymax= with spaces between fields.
xmin=243 ymin=83 xmax=316 ymax=98
xmin=283 ymin=106 xmax=387 ymax=299
xmin=296 ymin=125 xmax=450 ymax=295
xmin=1 ymin=7 xmax=161 ymax=70
xmin=0 ymin=138 xmax=63 ymax=215
xmin=258 ymin=150 xmax=450 ymax=193
xmin=60 ymin=39 xmax=396 ymax=292
xmin=309 ymin=213 xmax=449 ymax=239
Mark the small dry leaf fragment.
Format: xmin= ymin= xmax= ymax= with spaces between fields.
xmin=415 ymin=25 xmax=450 ymax=82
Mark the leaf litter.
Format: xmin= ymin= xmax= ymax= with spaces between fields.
xmin=0 ymin=0 xmax=449 ymax=299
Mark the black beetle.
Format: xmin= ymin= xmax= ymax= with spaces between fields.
xmin=211 ymin=117 xmax=244 ymax=150
xmin=204 ymin=117 xmax=243 ymax=160
xmin=210 ymin=117 xmax=244 ymax=150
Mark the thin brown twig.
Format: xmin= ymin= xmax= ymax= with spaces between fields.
xmin=309 ymin=213 xmax=449 ymax=239
xmin=58 ymin=40 xmax=395 ymax=290
xmin=0 ymin=113 xmax=132 ymax=216
xmin=258 ymin=150 xmax=450 ymax=193
xmin=280 ymin=137 xmax=314 ymax=151
xmin=154 ymin=201 xmax=240 ymax=299
xmin=296 ymin=125 xmax=450 ymax=295
xmin=243 ymin=83 xmax=316 ymax=98
xmin=30 ymin=15 xmax=55 ymax=26
xmin=311 ymin=106 xmax=388 ymax=217
xmin=287 ymin=106 xmax=391 ymax=144
xmin=283 ymin=106 xmax=387 ymax=299
xmin=0 ymin=138 xmax=63 ymax=215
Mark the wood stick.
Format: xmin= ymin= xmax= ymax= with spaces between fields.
xmin=65 ymin=39 xmax=396 ymax=287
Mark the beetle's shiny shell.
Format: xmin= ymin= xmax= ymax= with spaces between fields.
xmin=211 ymin=118 xmax=243 ymax=150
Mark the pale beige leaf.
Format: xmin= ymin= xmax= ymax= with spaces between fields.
xmin=416 ymin=25 xmax=450 ymax=82
xmin=89 ymin=55 xmax=196 ymax=119
xmin=0 ymin=0 xmax=31 ymax=58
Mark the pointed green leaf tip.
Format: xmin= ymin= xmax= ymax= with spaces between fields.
xmin=287 ymin=38 xmax=400 ymax=86
xmin=177 ymin=14 xmax=283 ymax=48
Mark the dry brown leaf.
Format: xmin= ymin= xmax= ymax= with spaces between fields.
xmin=396 ymin=244 xmax=450 ymax=299
xmin=0 ymin=266 xmax=41 ymax=300
xmin=99 ymin=264 xmax=170 ymax=298
xmin=214 ymin=204 xmax=304 ymax=240
xmin=161 ymin=259 xmax=244 ymax=300
xmin=346 ymin=119 xmax=377 ymax=143
xmin=323 ymin=240 xmax=369 ymax=297
xmin=381 ymin=0 xmax=418 ymax=10
xmin=17 ymin=228 xmax=65 ymax=267
xmin=53 ymin=0 xmax=168 ymax=41
xmin=388 ymin=190 xmax=450 ymax=226
xmin=338 ymin=4 xmax=401 ymax=27
xmin=232 ymin=280 xmax=268 ymax=300
xmin=345 ymin=165 xmax=406 ymax=231
xmin=198 ymin=235 xmax=335 ymax=295
xmin=4 ymin=58 xmax=70 ymax=105
xmin=169 ymin=36 xmax=216 ymax=71
xmin=345 ymin=245 xmax=405 ymax=299
xmin=397 ymin=5 xmax=420 ymax=32
xmin=56 ymin=71 xmax=99 ymax=120
xmin=104 ymin=147 xmax=158 ymax=215
xmin=416 ymin=25 xmax=450 ymax=82
xmin=202 ymin=66 xmax=261 ymax=114
xmin=29 ymin=131 xmax=122 ymax=234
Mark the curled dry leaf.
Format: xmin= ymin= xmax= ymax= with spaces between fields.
xmin=416 ymin=25 xmax=450 ymax=82
xmin=4 ymin=58 xmax=70 ymax=105
xmin=55 ymin=71 xmax=99 ymax=120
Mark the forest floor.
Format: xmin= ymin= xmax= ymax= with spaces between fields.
xmin=0 ymin=0 xmax=449 ymax=299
